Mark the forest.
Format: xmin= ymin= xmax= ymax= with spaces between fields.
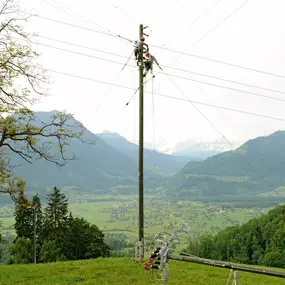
xmin=187 ymin=204 xmax=285 ymax=268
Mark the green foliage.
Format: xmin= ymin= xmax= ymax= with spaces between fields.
xmin=39 ymin=241 xmax=62 ymax=263
xmin=11 ymin=187 xmax=109 ymax=264
xmin=14 ymin=190 xmax=34 ymax=240
xmin=0 ymin=233 xmax=13 ymax=264
xmin=10 ymin=237 xmax=33 ymax=264
xmin=41 ymin=187 xmax=69 ymax=250
xmin=64 ymin=216 xmax=110 ymax=260
xmin=188 ymin=204 xmax=285 ymax=268
xmin=261 ymin=252 xmax=283 ymax=268
xmin=104 ymin=233 xmax=131 ymax=251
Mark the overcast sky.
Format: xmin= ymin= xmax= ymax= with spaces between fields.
xmin=19 ymin=0 xmax=285 ymax=149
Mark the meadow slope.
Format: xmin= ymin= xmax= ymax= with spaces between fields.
xmin=0 ymin=258 xmax=285 ymax=285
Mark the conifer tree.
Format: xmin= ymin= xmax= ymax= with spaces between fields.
xmin=42 ymin=187 xmax=69 ymax=252
xmin=14 ymin=191 xmax=33 ymax=240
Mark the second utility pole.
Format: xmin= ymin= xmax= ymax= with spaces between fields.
xmin=138 ymin=23 xmax=144 ymax=260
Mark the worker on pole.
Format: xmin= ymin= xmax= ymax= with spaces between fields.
xmin=134 ymin=36 xmax=149 ymax=63
xmin=143 ymin=52 xmax=161 ymax=77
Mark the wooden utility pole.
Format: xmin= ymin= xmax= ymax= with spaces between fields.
xmin=138 ymin=23 xmax=144 ymax=259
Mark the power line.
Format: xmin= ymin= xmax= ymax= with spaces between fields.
xmin=45 ymin=68 xmax=285 ymax=122
xmin=164 ymin=70 xmax=275 ymax=177
xmin=42 ymin=0 xmax=114 ymax=34
xmin=93 ymin=53 xmax=132 ymax=117
xmin=187 ymin=0 xmax=224 ymax=28
xmin=163 ymin=65 xmax=285 ymax=96
xmin=31 ymin=40 xmax=285 ymax=104
xmin=41 ymin=0 xmax=135 ymax=45
xmin=30 ymin=14 xmax=134 ymax=44
xmin=153 ymin=92 xmax=285 ymax=122
xmin=100 ymin=0 xmax=137 ymax=24
xmin=34 ymin=35 xmax=285 ymax=96
xmin=29 ymin=13 xmax=285 ymax=80
xmin=161 ymin=71 xmax=285 ymax=104
xmin=32 ymin=41 xmax=127 ymax=65
xmin=166 ymin=0 xmax=224 ymax=46
xmin=93 ymin=88 xmax=139 ymax=144
xmin=179 ymin=0 xmax=251 ymax=55
xmin=45 ymin=0 xmax=136 ymax=47
xmin=32 ymin=14 xmax=117 ymax=37
xmin=37 ymin=35 xmax=130 ymax=59
xmin=153 ymin=44 xmax=285 ymax=80
xmin=165 ymin=72 xmax=236 ymax=150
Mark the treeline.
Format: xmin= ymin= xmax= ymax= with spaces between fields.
xmin=187 ymin=204 xmax=285 ymax=268
xmin=0 ymin=187 xmax=109 ymax=264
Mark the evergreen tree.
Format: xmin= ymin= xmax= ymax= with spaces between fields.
xmin=64 ymin=216 xmax=110 ymax=260
xmin=14 ymin=191 xmax=33 ymax=240
xmin=42 ymin=187 xmax=69 ymax=252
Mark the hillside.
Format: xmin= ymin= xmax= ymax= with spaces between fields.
xmin=8 ymin=111 xmax=189 ymax=195
xmin=98 ymin=132 xmax=191 ymax=175
xmin=0 ymin=257 xmax=284 ymax=284
xmin=165 ymin=131 xmax=285 ymax=197
xmin=188 ymin=204 xmax=285 ymax=268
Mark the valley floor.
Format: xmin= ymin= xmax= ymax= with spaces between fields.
xmin=1 ymin=194 xmax=273 ymax=250
xmin=0 ymin=257 xmax=285 ymax=285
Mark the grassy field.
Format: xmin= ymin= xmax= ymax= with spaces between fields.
xmin=0 ymin=257 xmax=285 ymax=284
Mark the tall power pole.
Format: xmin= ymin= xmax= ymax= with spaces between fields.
xmin=138 ymin=23 xmax=144 ymax=259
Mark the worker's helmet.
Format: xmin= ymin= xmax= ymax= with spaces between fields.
xmin=145 ymin=52 xmax=150 ymax=57
xmin=140 ymin=36 xmax=145 ymax=41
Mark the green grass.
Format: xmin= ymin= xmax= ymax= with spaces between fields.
xmin=0 ymin=258 xmax=285 ymax=284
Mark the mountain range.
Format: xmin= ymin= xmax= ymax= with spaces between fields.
xmin=5 ymin=111 xmax=285 ymax=199
xmin=8 ymin=111 xmax=190 ymax=195
xmin=165 ymin=131 xmax=285 ymax=197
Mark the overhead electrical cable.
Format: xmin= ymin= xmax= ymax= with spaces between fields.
xmin=28 ymin=35 xmax=285 ymax=96
xmin=166 ymin=0 xmax=224 ymax=46
xmin=26 ymin=14 xmax=285 ymax=80
xmin=28 ymin=41 xmax=285 ymax=104
xmin=187 ymin=0 xmax=224 ymax=28
xmin=164 ymin=71 xmax=274 ymax=176
xmin=37 ymin=35 xmax=131 ymax=58
xmin=42 ymin=0 xmax=113 ymax=34
xmin=40 ymin=0 xmax=135 ymax=45
xmin=177 ymin=0 xmax=251 ymax=58
xmin=45 ymin=68 xmax=285 ymax=123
